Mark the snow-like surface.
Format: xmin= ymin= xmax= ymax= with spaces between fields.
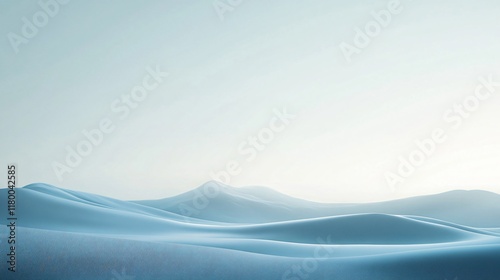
xmin=1 ymin=182 xmax=499 ymax=279
xmin=136 ymin=181 xmax=500 ymax=227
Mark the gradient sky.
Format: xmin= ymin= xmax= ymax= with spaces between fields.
xmin=1 ymin=0 xmax=500 ymax=202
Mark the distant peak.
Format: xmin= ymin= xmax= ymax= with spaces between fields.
xmin=23 ymin=182 xmax=59 ymax=190
xmin=202 ymin=180 xmax=231 ymax=187
xmin=194 ymin=180 xmax=233 ymax=193
xmin=239 ymin=185 xmax=275 ymax=191
xmin=201 ymin=180 xmax=228 ymax=187
xmin=440 ymin=189 xmax=498 ymax=196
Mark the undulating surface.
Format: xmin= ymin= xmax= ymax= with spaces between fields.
xmin=1 ymin=181 xmax=499 ymax=279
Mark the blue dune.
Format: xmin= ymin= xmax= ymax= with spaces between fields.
xmin=0 ymin=182 xmax=499 ymax=279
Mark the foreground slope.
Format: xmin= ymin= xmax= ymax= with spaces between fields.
xmin=1 ymin=183 xmax=499 ymax=279
xmin=2 ymin=226 xmax=499 ymax=280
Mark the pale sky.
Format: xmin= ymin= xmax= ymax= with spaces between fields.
xmin=1 ymin=0 xmax=500 ymax=202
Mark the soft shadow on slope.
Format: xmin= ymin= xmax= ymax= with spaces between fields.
xmin=1 ymin=183 xmax=500 ymax=279
xmin=1 ymin=183 xmax=498 ymax=249
xmin=134 ymin=181 xmax=500 ymax=227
